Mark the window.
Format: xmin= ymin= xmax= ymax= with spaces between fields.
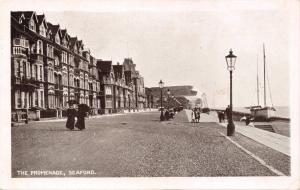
xmin=62 ymin=38 xmax=68 ymax=47
xmin=40 ymin=91 xmax=44 ymax=107
xmin=69 ymin=74 xmax=73 ymax=86
xmin=47 ymin=31 xmax=52 ymax=39
xmin=69 ymin=55 xmax=74 ymax=66
xmin=106 ymin=98 xmax=112 ymax=108
xmin=47 ymin=44 xmax=53 ymax=58
xmin=19 ymin=17 xmax=23 ymax=24
xmin=61 ymin=51 xmax=68 ymax=63
xmin=22 ymin=61 xmax=26 ymax=78
xmin=35 ymin=65 xmax=38 ymax=79
xmin=14 ymin=60 xmax=20 ymax=77
xmin=40 ymin=24 xmax=46 ymax=37
xmin=35 ymin=91 xmax=38 ymax=106
xmin=55 ymin=33 xmax=60 ymax=44
xmin=48 ymin=68 xmax=53 ymax=83
xmin=80 ymin=78 xmax=84 ymax=88
xmin=74 ymin=45 xmax=77 ymax=54
xmin=105 ymin=87 xmax=112 ymax=95
xmin=24 ymin=92 xmax=27 ymax=108
xmin=39 ymin=66 xmax=43 ymax=81
xmin=27 ymin=62 xmax=31 ymax=78
xmin=29 ymin=19 xmax=36 ymax=31
xmin=16 ymin=90 xmax=21 ymax=108
xmin=37 ymin=40 xmax=43 ymax=54
xmin=55 ymin=56 xmax=59 ymax=66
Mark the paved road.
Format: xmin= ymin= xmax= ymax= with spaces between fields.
xmin=11 ymin=110 xmax=290 ymax=177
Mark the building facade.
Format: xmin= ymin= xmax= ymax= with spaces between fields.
xmin=11 ymin=11 xmax=147 ymax=121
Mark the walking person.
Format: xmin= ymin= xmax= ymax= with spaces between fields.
xmin=66 ymin=104 xmax=77 ymax=130
xmin=217 ymin=111 xmax=225 ymax=123
xmin=191 ymin=109 xmax=195 ymax=123
xmin=75 ymin=104 xmax=89 ymax=130
xmin=164 ymin=109 xmax=170 ymax=121
xmin=197 ymin=110 xmax=201 ymax=123
xmin=195 ymin=110 xmax=200 ymax=123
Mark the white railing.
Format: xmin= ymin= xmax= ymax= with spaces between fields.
xmin=12 ymin=47 xmax=26 ymax=56
xmin=13 ymin=38 xmax=29 ymax=48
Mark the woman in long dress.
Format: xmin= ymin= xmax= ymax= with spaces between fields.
xmin=66 ymin=105 xmax=77 ymax=130
xmin=75 ymin=105 xmax=87 ymax=130
xmin=191 ymin=109 xmax=195 ymax=123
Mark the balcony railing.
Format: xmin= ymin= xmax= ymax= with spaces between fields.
xmin=12 ymin=47 xmax=28 ymax=56
xmin=54 ymin=84 xmax=63 ymax=90
xmin=30 ymin=54 xmax=43 ymax=62
xmin=12 ymin=76 xmax=39 ymax=88
xmin=13 ymin=38 xmax=29 ymax=48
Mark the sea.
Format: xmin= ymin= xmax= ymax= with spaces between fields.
xmin=215 ymin=106 xmax=290 ymax=118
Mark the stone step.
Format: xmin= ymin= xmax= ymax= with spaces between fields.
xmin=254 ymin=125 xmax=275 ymax=133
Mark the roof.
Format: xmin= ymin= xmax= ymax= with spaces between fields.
xmin=60 ymin=29 xmax=70 ymax=41
xmin=37 ymin=15 xmax=44 ymax=25
xmin=61 ymin=29 xmax=67 ymax=37
xmin=11 ymin=12 xmax=24 ymax=20
xmin=113 ymin=65 xmax=124 ymax=79
xmin=97 ymin=60 xmax=113 ymax=73
xmin=46 ymin=22 xmax=61 ymax=39
xmin=123 ymin=58 xmax=136 ymax=72
xmin=69 ymin=37 xmax=78 ymax=48
xmin=23 ymin=11 xmax=34 ymax=19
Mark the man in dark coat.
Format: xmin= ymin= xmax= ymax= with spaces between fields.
xmin=75 ymin=104 xmax=88 ymax=130
xmin=218 ymin=111 xmax=225 ymax=123
xmin=164 ymin=109 xmax=170 ymax=121
xmin=66 ymin=104 xmax=77 ymax=130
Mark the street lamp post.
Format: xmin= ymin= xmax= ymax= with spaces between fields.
xmin=159 ymin=80 xmax=164 ymax=121
xmin=225 ymin=49 xmax=237 ymax=136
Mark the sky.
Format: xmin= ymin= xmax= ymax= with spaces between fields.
xmin=40 ymin=0 xmax=292 ymax=107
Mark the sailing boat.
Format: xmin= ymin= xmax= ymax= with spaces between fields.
xmin=247 ymin=44 xmax=276 ymax=121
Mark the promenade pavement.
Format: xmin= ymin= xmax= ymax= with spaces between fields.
xmin=12 ymin=110 xmax=290 ymax=177
xmin=185 ymin=109 xmax=290 ymax=156
xmin=35 ymin=109 xmax=157 ymax=123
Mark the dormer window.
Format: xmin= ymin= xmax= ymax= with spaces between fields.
xmin=19 ymin=16 xmax=24 ymax=24
xmin=40 ymin=24 xmax=46 ymax=37
xmin=74 ymin=45 xmax=77 ymax=53
xmin=62 ymin=39 xmax=67 ymax=47
xmin=55 ymin=33 xmax=60 ymax=44
xmin=29 ymin=19 xmax=36 ymax=31
xmin=47 ymin=31 xmax=52 ymax=39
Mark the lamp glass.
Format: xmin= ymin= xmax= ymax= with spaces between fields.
xmin=225 ymin=49 xmax=237 ymax=71
xmin=159 ymin=80 xmax=164 ymax=89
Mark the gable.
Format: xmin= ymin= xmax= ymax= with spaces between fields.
xmin=18 ymin=14 xmax=25 ymax=24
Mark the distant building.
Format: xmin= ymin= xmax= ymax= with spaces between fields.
xmin=145 ymin=88 xmax=154 ymax=109
xmin=123 ymin=58 xmax=146 ymax=111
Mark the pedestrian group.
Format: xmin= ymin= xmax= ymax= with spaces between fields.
xmin=190 ymin=107 xmax=201 ymax=123
xmin=66 ymin=104 xmax=86 ymax=131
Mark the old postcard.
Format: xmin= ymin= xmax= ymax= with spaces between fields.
xmin=0 ymin=0 xmax=300 ymax=189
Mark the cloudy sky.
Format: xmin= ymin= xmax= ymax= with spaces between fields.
xmin=40 ymin=0 xmax=293 ymax=107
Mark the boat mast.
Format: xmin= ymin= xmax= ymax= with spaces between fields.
xmin=263 ymin=43 xmax=266 ymax=107
xmin=256 ymin=54 xmax=259 ymax=106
